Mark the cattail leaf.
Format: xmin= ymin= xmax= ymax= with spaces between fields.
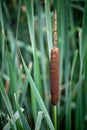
xmin=71 ymin=50 xmax=78 ymax=80
xmin=13 ymin=0 xmax=21 ymax=61
xmin=25 ymin=0 xmax=41 ymax=121
xmin=84 ymin=41 xmax=87 ymax=109
xmin=35 ymin=111 xmax=44 ymax=130
xmin=0 ymin=0 xmax=5 ymax=66
xmin=75 ymin=1 xmax=87 ymax=127
xmin=0 ymin=80 xmax=17 ymax=130
xmin=8 ymin=54 xmax=17 ymax=95
xmin=3 ymin=109 xmax=24 ymax=130
xmin=20 ymin=53 xmax=55 ymax=130
xmin=25 ymin=0 xmax=35 ymax=54
xmin=67 ymin=50 xmax=78 ymax=130
xmin=45 ymin=0 xmax=53 ymax=58
xmin=80 ymin=0 xmax=87 ymax=61
xmin=16 ymin=120 xmax=24 ymax=130
xmin=15 ymin=95 xmax=31 ymax=130
xmin=35 ymin=0 xmax=48 ymax=103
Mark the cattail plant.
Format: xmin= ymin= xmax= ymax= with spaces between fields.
xmin=50 ymin=10 xmax=60 ymax=105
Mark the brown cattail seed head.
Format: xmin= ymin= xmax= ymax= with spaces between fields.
xmin=50 ymin=47 xmax=60 ymax=105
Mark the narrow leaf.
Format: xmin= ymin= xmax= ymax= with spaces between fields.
xmin=0 ymin=80 xmax=16 ymax=130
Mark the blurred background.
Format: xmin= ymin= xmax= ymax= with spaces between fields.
xmin=0 ymin=0 xmax=87 ymax=130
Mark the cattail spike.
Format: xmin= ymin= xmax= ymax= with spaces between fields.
xmin=50 ymin=9 xmax=60 ymax=105
xmin=50 ymin=47 xmax=60 ymax=105
xmin=54 ymin=10 xmax=57 ymax=47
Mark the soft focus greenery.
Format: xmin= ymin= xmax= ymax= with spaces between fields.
xmin=0 ymin=0 xmax=87 ymax=130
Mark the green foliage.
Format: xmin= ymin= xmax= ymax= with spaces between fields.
xmin=0 ymin=0 xmax=87 ymax=130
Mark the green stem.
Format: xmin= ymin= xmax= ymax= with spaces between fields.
xmin=53 ymin=106 xmax=57 ymax=130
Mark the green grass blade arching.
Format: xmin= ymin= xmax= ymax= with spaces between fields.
xmin=0 ymin=80 xmax=17 ymax=130
xmin=21 ymin=54 xmax=55 ymax=130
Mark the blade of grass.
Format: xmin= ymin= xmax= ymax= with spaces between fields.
xmin=45 ymin=0 xmax=53 ymax=58
xmin=57 ymin=0 xmax=70 ymax=129
xmin=72 ymin=76 xmax=84 ymax=98
xmin=13 ymin=0 xmax=21 ymax=63
xmin=20 ymin=54 xmax=55 ymax=130
xmin=35 ymin=111 xmax=44 ymax=130
xmin=7 ymin=52 xmax=17 ymax=100
xmin=6 ymin=26 xmax=16 ymax=58
xmin=25 ymin=0 xmax=37 ymax=122
xmin=25 ymin=0 xmax=43 ymax=97
xmin=20 ymin=63 xmax=32 ymax=106
xmin=71 ymin=50 xmax=78 ymax=81
xmin=3 ymin=109 xmax=24 ymax=130
xmin=25 ymin=0 xmax=35 ymax=54
xmin=16 ymin=119 xmax=24 ymax=130
xmin=2 ymin=1 xmax=16 ymax=62
xmin=76 ymin=28 xmax=82 ymax=130
xmin=56 ymin=1 xmax=66 ymax=129
xmin=2 ymin=2 xmax=11 ymax=22
xmin=76 ymin=85 xmax=83 ymax=130
xmin=84 ymin=41 xmax=87 ymax=110
xmin=76 ymin=2 xmax=87 ymax=125
xmin=14 ymin=94 xmax=31 ymax=130
xmin=25 ymin=0 xmax=43 ymax=121
xmin=67 ymin=50 xmax=78 ymax=130
xmin=35 ymin=0 xmax=48 ymax=105
xmin=69 ymin=1 xmax=76 ymax=51
xmin=0 ymin=0 xmax=5 ymax=70
xmin=80 ymin=0 xmax=87 ymax=76
xmin=3 ymin=3 xmax=16 ymax=60
xmin=61 ymin=1 xmax=70 ymax=130
xmin=0 ymin=79 xmax=17 ymax=130
xmin=7 ymin=116 xmax=15 ymax=130
xmin=17 ymin=40 xmax=41 ymax=58
xmin=71 ymin=4 xmax=84 ymax=12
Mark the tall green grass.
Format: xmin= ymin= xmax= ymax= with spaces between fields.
xmin=0 ymin=0 xmax=87 ymax=130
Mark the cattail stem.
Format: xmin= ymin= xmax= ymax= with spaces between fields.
xmin=53 ymin=106 xmax=57 ymax=130
xmin=50 ymin=9 xmax=60 ymax=129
